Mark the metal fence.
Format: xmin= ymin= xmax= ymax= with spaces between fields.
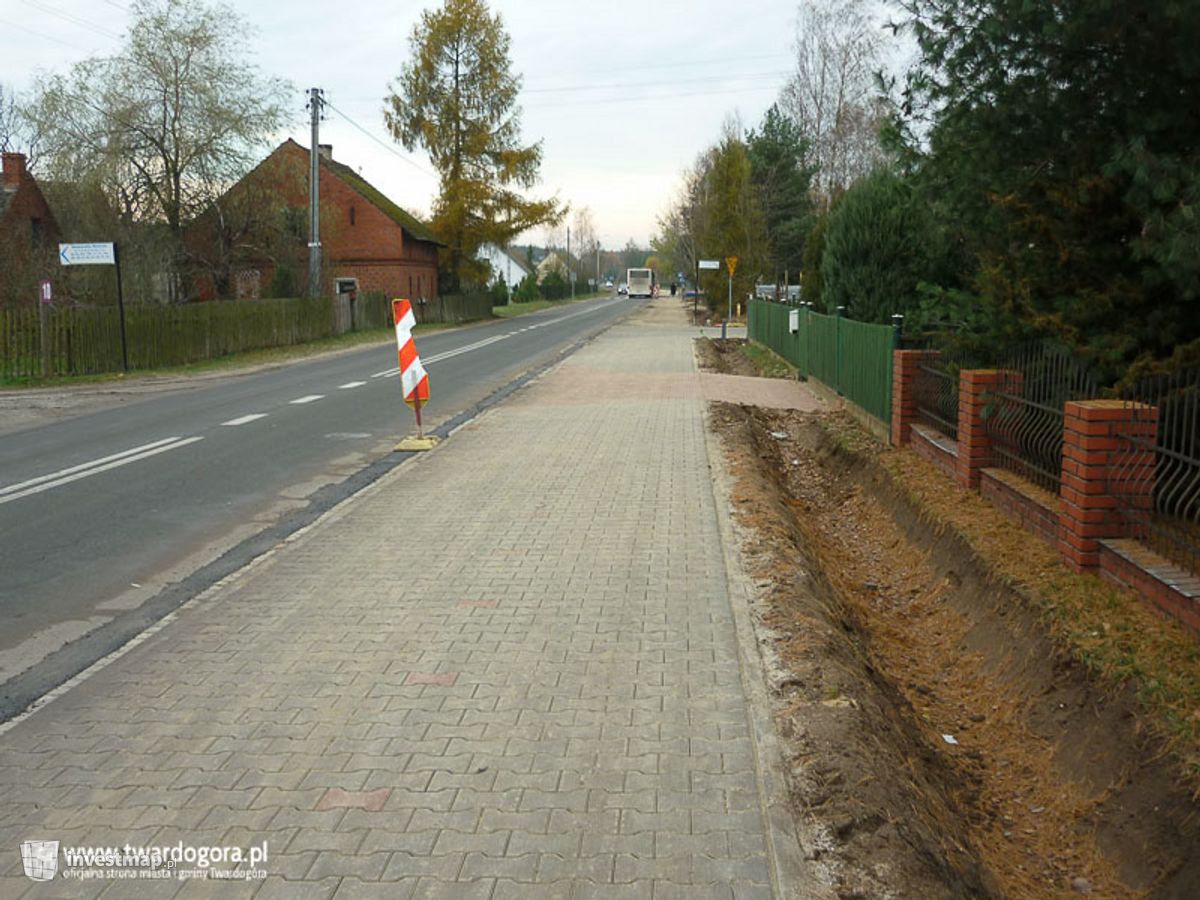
xmin=914 ymin=357 xmax=960 ymax=440
xmin=983 ymin=342 xmax=1101 ymax=495
xmin=747 ymin=299 xmax=896 ymax=426
xmin=1112 ymin=366 xmax=1200 ymax=576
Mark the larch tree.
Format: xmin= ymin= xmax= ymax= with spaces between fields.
xmin=385 ymin=0 xmax=564 ymax=292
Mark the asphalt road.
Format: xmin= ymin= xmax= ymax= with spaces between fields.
xmin=0 ymin=294 xmax=636 ymax=706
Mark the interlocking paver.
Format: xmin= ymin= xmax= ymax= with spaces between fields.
xmin=0 ymin=302 xmax=809 ymax=896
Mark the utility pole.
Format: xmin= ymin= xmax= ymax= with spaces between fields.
xmin=307 ymin=87 xmax=325 ymax=299
xmin=567 ymin=226 xmax=573 ymax=299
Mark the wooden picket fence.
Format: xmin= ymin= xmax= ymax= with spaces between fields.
xmin=1 ymin=292 xmax=494 ymax=379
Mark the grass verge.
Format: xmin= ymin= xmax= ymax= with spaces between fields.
xmin=740 ymin=342 xmax=797 ymax=379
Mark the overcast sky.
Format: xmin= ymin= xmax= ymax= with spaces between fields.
xmin=2 ymin=0 xmax=883 ymax=248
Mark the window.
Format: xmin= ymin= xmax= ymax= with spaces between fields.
xmin=349 ymin=206 xmax=356 ymax=226
xmin=31 ymin=217 xmax=43 ymax=243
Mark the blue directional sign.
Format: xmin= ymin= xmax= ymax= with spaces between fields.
xmin=59 ymin=243 xmax=116 ymax=266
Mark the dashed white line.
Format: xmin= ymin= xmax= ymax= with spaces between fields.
xmin=289 ymin=395 xmax=324 ymax=405
xmin=222 ymin=413 xmax=268 ymax=426
xmin=338 ymin=381 xmax=367 ymax=389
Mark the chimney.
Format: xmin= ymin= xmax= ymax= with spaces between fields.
xmin=2 ymin=152 xmax=25 ymax=189
xmin=318 ymin=144 xmax=332 ymax=161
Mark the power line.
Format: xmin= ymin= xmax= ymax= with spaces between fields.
xmin=527 ymin=81 xmax=781 ymax=112
xmin=2 ymin=18 xmax=91 ymax=50
xmin=21 ymin=0 xmax=123 ymax=40
xmin=522 ymin=69 xmax=790 ymax=95
xmin=322 ymin=98 xmax=438 ymax=181
xmin=560 ymin=51 xmax=793 ymax=77
xmin=337 ymin=53 xmax=796 ymax=105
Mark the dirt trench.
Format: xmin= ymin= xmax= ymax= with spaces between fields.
xmin=700 ymin=345 xmax=1200 ymax=899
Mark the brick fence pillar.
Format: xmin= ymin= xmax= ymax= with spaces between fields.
xmin=891 ymin=349 xmax=939 ymax=446
xmin=1059 ymin=400 xmax=1159 ymax=571
xmin=956 ymin=369 xmax=1017 ymax=490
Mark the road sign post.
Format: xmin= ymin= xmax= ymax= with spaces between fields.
xmin=723 ymin=256 xmax=739 ymax=340
xmin=697 ymin=259 xmax=719 ymax=328
xmin=59 ymin=242 xmax=128 ymax=371
xmin=38 ymin=280 xmax=51 ymax=377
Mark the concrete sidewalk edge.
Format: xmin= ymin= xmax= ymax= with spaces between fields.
xmin=699 ymin=393 xmax=832 ymax=897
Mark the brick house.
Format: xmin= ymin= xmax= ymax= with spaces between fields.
xmin=0 ymin=152 xmax=61 ymax=304
xmin=187 ymin=139 xmax=441 ymax=301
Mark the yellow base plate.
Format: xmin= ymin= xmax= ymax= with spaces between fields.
xmin=395 ymin=436 xmax=440 ymax=452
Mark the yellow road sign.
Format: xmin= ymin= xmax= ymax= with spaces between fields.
xmin=725 ymin=256 xmax=739 ymax=276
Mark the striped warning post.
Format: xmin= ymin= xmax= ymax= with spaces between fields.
xmin=392 ymin=298 xmax=429 ymax=407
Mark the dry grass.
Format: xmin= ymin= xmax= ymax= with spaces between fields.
xmin=821 ymin=412 xmax=1200 ymax=793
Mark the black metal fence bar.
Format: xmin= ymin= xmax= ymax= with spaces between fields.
xmin=984 ymin=343 xmax=1101 ymax=495
xmin=914 ymin=361 xmax=959 ymax=439
xmin=1113 ymin=367 xmax=1200 ymax=576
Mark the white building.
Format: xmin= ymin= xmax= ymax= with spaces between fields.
xmin=478 ymin=244 xmax=533 ymax=291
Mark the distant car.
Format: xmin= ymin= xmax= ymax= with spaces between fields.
xmin=617 ymin=283 xmax=628 ymax=296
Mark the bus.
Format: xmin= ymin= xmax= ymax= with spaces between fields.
xmin=626 ymin=268 xmax=655 ymax=299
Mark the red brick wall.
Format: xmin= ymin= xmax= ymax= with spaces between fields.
xmin=910 ymin=424 xmax=958 ymax=480
xmin=1059 ymin=400 xmax=1158 ymax=571
xmin=276 ymin=142 xmax=439 ymax=300
xmin=0 ymin=153 xmax=60 ymax=247
xmin=956 ymin=370 xmax=1017 ymax=489
xmin=1099 ymin=539 xmax=1200 ymax=632
xmin=0 ymin=154 xmax=63 ymax=302
xmin=981 ymin=469 xmax=1061 ymax=550
xmin=891 ymin=349 xmax=938 ymax=446
xmin=189 ymin=141 xmax=439 ymax=300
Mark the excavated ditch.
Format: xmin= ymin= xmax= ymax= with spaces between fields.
xmin=701 ymin=345 xmax=1199 ymax=898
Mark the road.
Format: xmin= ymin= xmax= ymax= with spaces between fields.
xmin=0 ymin=294 xmax=635 ymax=710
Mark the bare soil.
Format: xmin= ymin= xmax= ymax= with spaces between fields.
xmin=700 ymin=340 xmax=1200 ymax=899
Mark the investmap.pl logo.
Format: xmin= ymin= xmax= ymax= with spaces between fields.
xmin=20 ymin=841 xmax=59 ymax=882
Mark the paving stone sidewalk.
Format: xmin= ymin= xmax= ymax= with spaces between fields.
xmin=0 ymin=302 xmax=803 ymax=899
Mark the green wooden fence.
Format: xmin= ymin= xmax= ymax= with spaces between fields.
xmin=747 ymin=299 xmax=897 ymax=426
xmin=1 ymin=292 xmax=495 ymax=380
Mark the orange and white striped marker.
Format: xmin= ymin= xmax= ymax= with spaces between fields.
xmin=392 ymin=299 xmax=430 ymax=435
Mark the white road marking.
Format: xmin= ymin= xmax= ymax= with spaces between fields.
xmin=222 ymin=413 xmax=268 ymax=426
xmin=290 ymin=395 xmax=324 ymax=405
xmin=338 ymin=381 xmax=366 ymax=389
xmin=367 ymin=298 xmax=623 ymax=378
xmin=0 ymin=437 xmax=205 ymax=506
xmin=0 ymin=437 xmax=182 ymax=497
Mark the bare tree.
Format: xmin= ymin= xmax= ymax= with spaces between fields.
xmin=779 ymin=0 xmax=887 ymax=199
xmin=0 ymin=83 xmax=43 ymax=166
xmin=571 ymin=206 xmax=600 ymax=284
xmin=27 ymin=0 xmax=292 ymax=299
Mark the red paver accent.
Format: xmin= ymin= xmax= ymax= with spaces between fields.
xmin=405 ymin=672 xmax=458 ymax=686
xmin=315 ymin=787 xmax=392 ymax=812
xmin=457 ymin=600 xmax=499 ymax=608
